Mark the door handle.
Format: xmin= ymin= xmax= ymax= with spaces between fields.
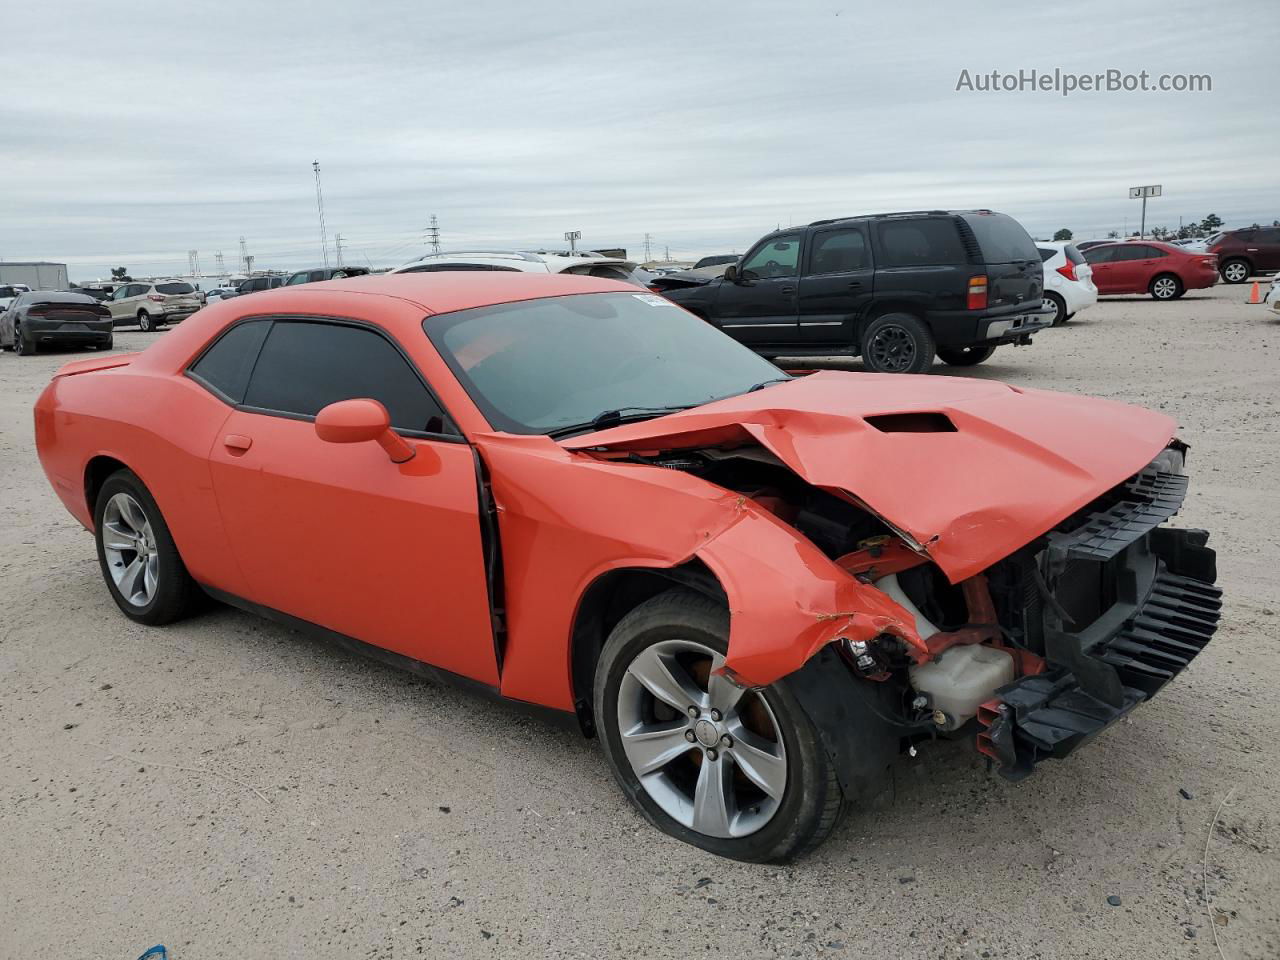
xmin=223 ymin=434 xmax=253 ymax=451
xmin=780 ymin=286 xmax=796 ymax=294
xmin=847 ymin=281 xmax=863 ymax=289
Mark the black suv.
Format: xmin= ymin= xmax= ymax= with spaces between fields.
xmin=655 ymin=210 xmax=1049 ymax=373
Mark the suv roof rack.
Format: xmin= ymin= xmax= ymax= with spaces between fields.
xmin=809 ymin=210 xmax=959 ymax=227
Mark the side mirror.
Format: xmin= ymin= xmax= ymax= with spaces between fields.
xmin=315 ymin=398 xmax=415 ymax=463
xmin=723 ymin=264 xmax=738 ymax=282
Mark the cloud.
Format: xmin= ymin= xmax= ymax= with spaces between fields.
xmin=2 ymin=0 xmax=1277 ymax=279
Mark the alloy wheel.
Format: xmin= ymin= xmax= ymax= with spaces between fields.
xmin=1223 ymin=262 xmax=1248 ymax=283
xmin=1152 ymin=277 xmax=1179 ymax=299
xmin=868 ymin=324 xmax=916 ymax=372
xmin=616 ymin=638 xmax=787 ymax=839
xmin=101 ymin=492 xmax=159 ymax=607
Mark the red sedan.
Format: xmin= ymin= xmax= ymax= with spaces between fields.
xmin=34 ymin=273 xmax=1221 ymax=861
xmin=1082 ymin=240 xmax=1218 ymax=300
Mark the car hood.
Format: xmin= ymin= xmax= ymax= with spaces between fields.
xmin=561 ymin=371 xmax=1177 ymax=581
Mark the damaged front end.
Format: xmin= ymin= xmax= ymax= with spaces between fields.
xmin=578 ymin=437 xmax=1220 ymax=785
xmin=974 ymin=458 xmax=1221 ymax=779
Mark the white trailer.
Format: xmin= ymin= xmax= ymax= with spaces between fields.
xmin=0 ymin=262 xmax=70 ymax=290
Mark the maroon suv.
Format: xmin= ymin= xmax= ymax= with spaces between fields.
xmin=1207 ymin=227 xmax=1280 ymax=283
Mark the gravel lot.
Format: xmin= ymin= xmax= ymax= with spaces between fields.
xmin=2 ymin=284 xmax=1277 ymax=960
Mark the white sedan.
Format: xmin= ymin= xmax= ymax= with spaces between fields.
xmin=1036 ymin=242 xmax=1097 ymax=325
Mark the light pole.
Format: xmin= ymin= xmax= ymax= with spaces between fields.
xmin=313 ymin=161 xmax=330 ymax=268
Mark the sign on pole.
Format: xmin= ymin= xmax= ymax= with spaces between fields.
xmin=1128 ymin=184 xmax=1162 ymax=236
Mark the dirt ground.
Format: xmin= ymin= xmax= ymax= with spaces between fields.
xmin=2 ymin=283 xmax=1277 ymax=960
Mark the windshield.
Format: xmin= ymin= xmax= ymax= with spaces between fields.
xmin=156 ymin=282 xmax=195 ymax=294
xmin=425 ymin=292 xmax=785 ymax=435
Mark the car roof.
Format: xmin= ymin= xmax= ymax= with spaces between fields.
xmin=809 ymin=209 xmax=988 ymax=227
xmin=272 ymin=270 xmax=635 ymax=317
xmin=28 ymin=291 xmax=99 ymax=303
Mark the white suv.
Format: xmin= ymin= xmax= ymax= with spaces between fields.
xmin=1036 ymin=242 xmax=1097 ymax=325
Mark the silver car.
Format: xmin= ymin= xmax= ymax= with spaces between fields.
xmin=106 ymin=280 xmax=202 ymax=331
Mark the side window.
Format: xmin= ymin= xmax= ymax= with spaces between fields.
xmin=741 ymin=233 xmax=801 ymax=279
xmin=286 ymin=273 xmax=309 ymax=285
xmin=1111 ymin=246 xmax=1147 ymax=262
xmin=1083 ymin=246 xmax=1117 ymax=264
xmin=807 ymin=228 xmax=869 ymax=275
xmin=1258 ymin=228 xmax=1280 ymax=244
xmin=1037 ymin=248 xmax=1056 ymax=262
xmin=243 ymin=321 xmax=450 ymax=434
xmin=876 ymin=219 xmax=967 ymax=267
xmin=309 ymin=270 xmax=327 ymax=282
xmin=189 ymin=320 xmax=272 ymax=403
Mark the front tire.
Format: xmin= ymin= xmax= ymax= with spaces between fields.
xmin=94 ymin=469 xmax=199 ymax=625
xmin=860 ymin=313 xmax=935 ymax=374
xmin=1150 ymin=273 xmax=1182 ymax=300
xmin=937 ymin=344 xmax=996 ymax=366
xmin=1220 ymin=258 xmax=1251 ymax=284
xmin=594 ymin=589 xmax=843 ymax=863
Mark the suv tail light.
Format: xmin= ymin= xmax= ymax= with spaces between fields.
xmin=967 ymin=275 xmax=988 ymax=310
xmin=1056 ymin=261 xmax=1078 ymax=282
xmin=147 ymin=294 xmax=165 ymax=302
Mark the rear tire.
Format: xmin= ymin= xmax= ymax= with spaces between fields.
xmin=1150 ymin=274 xmax=1182 ymax=300
xmin=138 ymin=311 xmax=155 ymax=332
xmin=1042 ymin=291 xmax=1067 ymax=326
xmin=1220 ymin=258 xmax=1251 ymax=284
xmin=937 ymin=344 xmax=996 ymax=367
xmin=93 ymin=469 xmax=199 ymax=625
xmin=15 ymin=328 xmax=33 ymax=355
xmin=860 ymin=313 xmax=935 ymax=374
xmin=593 ymin=589 xmax=843 ymax=862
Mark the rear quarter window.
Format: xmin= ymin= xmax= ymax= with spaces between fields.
xmin=189 ymin=320 xmax=272 ymax=403
xmin=961 ymin=213 xmax=1039 ymax=263
xmin=876 ymin=219 xmax=967 ymax=267
xmin=1037 ymin=248 xmax=1056 ymax=262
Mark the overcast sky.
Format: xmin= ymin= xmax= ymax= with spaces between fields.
xmin=3 ymin=0 xmax=1278 ymax=280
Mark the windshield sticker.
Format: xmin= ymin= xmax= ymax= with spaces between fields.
xmin=633 ymin=294 xmax=673 ymax=306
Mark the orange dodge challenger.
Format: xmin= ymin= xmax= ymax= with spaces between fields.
xmin=34 ymin=272 xmax=1221 ymax=861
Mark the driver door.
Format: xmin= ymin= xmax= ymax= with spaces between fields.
xmin=712 ymin=232 xmax=802 ymax=346
xmin=198 ymin=317 xmax=500 ymax=687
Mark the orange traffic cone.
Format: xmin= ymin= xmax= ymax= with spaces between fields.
xmin=1248 ymin=282 xmax=1262 ymax=304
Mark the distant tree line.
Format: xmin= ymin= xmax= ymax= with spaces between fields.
xmin=1047 ymin=214 xmax=1280 ymax=243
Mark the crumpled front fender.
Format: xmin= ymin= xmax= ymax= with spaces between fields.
xmin=696 ymin=498 xmax=923 ymax=688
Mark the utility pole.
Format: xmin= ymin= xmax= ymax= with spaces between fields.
xmin=335 ymin=234 xmax=345 ymax=269
xmin=239 ymin=237 xmax=249 ymax=274
xmin=425 ymin=215 xmax=441 ymax=253
xmin=664 ymin=245 xmax=670 ymax=262
xmin=643 ymin=233 xmax=653 ymax=262
xmin=564 ymin=230 xmax=581 ymax=255
xmin=313 ymin=161 xmax=330 ymax=268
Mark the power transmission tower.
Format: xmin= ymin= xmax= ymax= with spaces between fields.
xmin=643 ymin=233 xmax=653 ymax=262
xmin=239 ymin=237 xmax=249 ymax=273
xmin=335 ymin=234 xmax=345 ymax=268
xmin=187 ymin=250 xmax=201 ymax=277
xmin=312 ymin=161 xmax=330 ymax=268
xmin=664 ymin=245 xmax=670 ymax=261
xmin=425 ymin=215 xmax=440 ymax=253
xmin=215 ymin=251 xmax=226 ymax=276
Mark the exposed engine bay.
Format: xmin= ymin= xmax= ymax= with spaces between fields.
xmin=593 ymin=439 xmax=1222 ymax=780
